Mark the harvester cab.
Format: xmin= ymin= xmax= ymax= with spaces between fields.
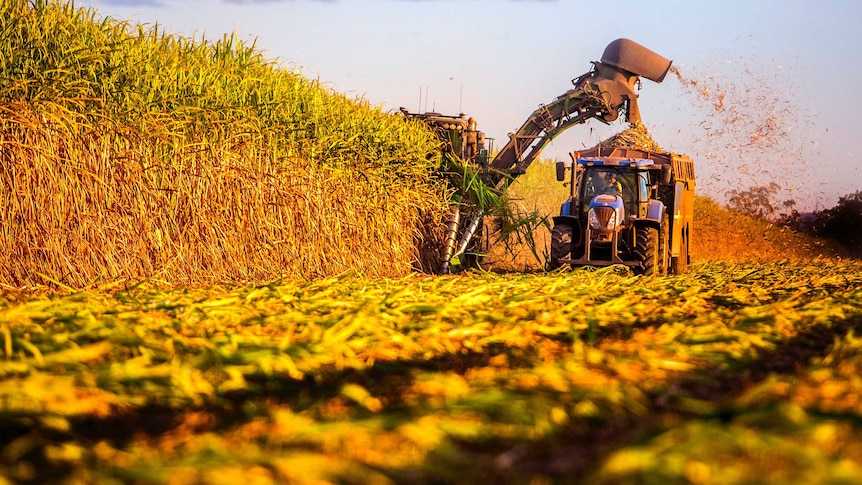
xmin=398 ymin=108 xmax=492 ymax=167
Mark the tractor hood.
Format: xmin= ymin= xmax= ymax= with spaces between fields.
xmin=590 ymin=193 xmax=624 ymax=211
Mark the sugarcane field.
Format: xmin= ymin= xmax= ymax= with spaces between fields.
xmin=2 ymin=1 xmax=862 ymax=484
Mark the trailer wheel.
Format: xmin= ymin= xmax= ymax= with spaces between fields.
xmin=548 ymin=224 xmax=573 ymax=270
xmin=670 ymin=230 xmax=688 ymax=274
xmin=658 ymin=214 xmax=669 ymax=275
xmin=636 ymin=225 xmax=659 ymax=276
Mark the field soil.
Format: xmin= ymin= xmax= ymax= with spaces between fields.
xmin=1 ymin=258 xmax=860 ymax=484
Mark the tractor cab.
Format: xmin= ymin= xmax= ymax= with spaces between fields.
xmin=558 ymin=157 xmax=656 ymax=226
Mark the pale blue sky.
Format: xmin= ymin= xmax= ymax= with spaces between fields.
xmin=77 ymin=0 xmax=861 ymax=211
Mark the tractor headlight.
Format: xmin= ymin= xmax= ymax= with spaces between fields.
xmin=589 ymin=207 xmax=616 ymax=230
xmin=588 ymin=209 xmax=599 ymax=228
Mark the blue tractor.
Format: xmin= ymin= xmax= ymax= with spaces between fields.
xmin=549 ymin=147 xmax=696 ymax=275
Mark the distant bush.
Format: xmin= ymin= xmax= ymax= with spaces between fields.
xmin=723 ymin=184 xmax=857 ymax=259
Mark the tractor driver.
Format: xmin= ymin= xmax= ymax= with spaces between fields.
xmin=603 ymin=174 xmax=622 ymax=196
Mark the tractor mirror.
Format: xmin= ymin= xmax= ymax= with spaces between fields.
xmin=555 ymin=161 xmax=569 ymax=182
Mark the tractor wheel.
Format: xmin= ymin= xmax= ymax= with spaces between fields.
xmin=548 ymin=224 xmax=573 ymax=270
xmin=636 ymin=225 xmax=659 ymax=276
xmin=670 ymin=230 xmax=688 ymax=274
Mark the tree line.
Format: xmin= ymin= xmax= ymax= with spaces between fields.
xmin=726 ymin=186 xmax=862 ymax=258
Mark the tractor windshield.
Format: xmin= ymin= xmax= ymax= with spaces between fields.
xmin=580 ymin=168 xmax=637 ymax=204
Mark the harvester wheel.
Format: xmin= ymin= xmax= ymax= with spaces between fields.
xmin=462 ymin=253 xmax=481 ymax=270
xmin=636 ymin=225 xmax=659 ymax=276
xmin=548 ymin=224 xmax=573 ymax=270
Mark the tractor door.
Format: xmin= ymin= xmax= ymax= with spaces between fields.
xmin=636 ymin=172 xmax=650 ymax=218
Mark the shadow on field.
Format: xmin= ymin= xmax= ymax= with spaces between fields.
xmin=495 ymin=314 xmax=862 ymax=482
xmin=667 ymin=314 xmax=862 ymax=403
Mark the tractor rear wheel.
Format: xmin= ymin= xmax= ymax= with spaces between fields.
xmin=636 ymin=225 xmax=659 ymax=276
xmin=548 ymin=224 xmax=573 ymax=270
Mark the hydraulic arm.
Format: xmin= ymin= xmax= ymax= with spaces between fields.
xmin=485 ymin=39 xmax=672 ymax=189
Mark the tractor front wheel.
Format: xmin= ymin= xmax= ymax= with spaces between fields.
xmin=548 ymin=224 xmax=573 ymax=270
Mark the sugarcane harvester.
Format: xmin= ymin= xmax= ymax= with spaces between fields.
xmin=397 ymin=109 xmax=493 ymax=272
xmin=405 ymin=39 xmax=676 ymax=273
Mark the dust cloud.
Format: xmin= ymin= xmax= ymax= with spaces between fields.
xmin=669 ymin=59 xmax=820 ymax=213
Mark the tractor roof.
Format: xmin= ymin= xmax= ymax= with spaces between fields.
xmin=576 ymin=157 xmax=655 ymax=167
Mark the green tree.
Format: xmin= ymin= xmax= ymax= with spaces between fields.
xmin=774 ymin=198 xmax=811 ymax=233
xmin=726 ymin=183 xmax=780 ymax=220
xmin=815 ymin=191 xmax=862 ymax=258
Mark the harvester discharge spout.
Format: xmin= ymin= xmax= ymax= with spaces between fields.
xmin=485 ymin=38 xmax=671 ymax=189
